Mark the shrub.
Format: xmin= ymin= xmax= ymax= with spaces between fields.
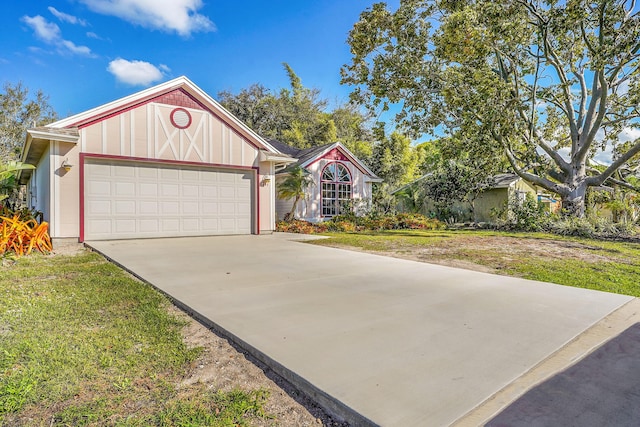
xmin=0 ymin=214 xmax=52 ymax=256
xmin=275 ymin=213 xmax=445 ymax=234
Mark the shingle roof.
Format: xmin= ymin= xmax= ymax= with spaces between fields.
xmin=490 ymin=173 xmax=521 ymax=188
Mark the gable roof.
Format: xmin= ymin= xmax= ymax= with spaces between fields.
xmin=273 ymin=140 xmax=381 ymax=181
xmin=46 ymin=76 xmax=281 ymax=154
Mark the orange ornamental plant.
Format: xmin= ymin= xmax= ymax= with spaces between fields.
xmin=0 ymin=214 xmax=52 ymax=256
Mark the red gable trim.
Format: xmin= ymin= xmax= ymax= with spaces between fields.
xmin=75 ymin=88 xmax=207 ymax=129
xmin=307 ymin=147 xmax=370 ymax=176
xmin=155 ymin=89 xmax=207 ymax=111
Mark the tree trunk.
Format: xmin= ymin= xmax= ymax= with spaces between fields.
xmin=287 ymin=195 xmax=301 ymax=222
xmin=560 ymin=182 xmax=588 ymax=218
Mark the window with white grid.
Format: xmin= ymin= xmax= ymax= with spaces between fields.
xmin=321 ymin=163 xmax=352 ymax=217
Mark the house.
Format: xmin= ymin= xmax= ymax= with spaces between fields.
xmin=394 ymin=173 xmax=546 ymax=222
xmin=19 ymin=76 xmax=296 ymax=242
xmin=473 ymin=173 xmax=538 ymax=222
xmin=269 ymin=140 xmax=382 ymax=222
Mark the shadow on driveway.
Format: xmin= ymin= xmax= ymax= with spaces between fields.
xmin=487 ymin=323 xmax=640 ymax=427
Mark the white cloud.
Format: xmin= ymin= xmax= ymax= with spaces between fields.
xmin=86 ymin=31 xmax=102 ymax=39
xmin=80 ymin=0 xmax=215 ymax=36
xmin=48 ymin=6 xmax=88 ymax=26
xmin=22 ymin=15 xmax=93 ymax=56
xmin=22 ymin=15 xmax=61 ymax=42
xmin=619 ymin=127 xmax=640 ymax=143
xmin=107 ymin=58 xmax=165 ymax=86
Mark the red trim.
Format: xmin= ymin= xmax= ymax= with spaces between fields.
xmin=81 ymin=153 xmax=257 ymax=171
xmin=79 ymin=153 xmax=260 ymax=241
xmin=79 ymin=153 xmax=86 ymax=242
xmin=71 ymin=88 xmax=265 ymax=151
xmin=306 ymin=146 xmax=370 ymax=176
xmin=169 ymin=107 xmax=192 ymax=129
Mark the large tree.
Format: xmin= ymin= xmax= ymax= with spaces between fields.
xmin=1 ymin=82 xmax=57 ymax=162
xmin=342 ymin=0 xmax=640 ymax=217
xmin=219 ymin=63 xmax=337 ymax=149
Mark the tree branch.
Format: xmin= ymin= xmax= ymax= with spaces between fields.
xmin=588 ymin=139 xmax=640 ymax=186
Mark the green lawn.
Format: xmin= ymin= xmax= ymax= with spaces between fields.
xmin=311 ymin=229 xmax=640 ymax=297
xmin=0 ymin=252 xmax=269 ymax=426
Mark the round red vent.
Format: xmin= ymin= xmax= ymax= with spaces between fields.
xmin=170 ymin=108 xmax=192 ymax=129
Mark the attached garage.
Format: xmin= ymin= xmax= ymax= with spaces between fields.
xmin=19 ymin=76 xmax=295 ymax=242
xmin=83 ymin=158 xmax=255 ymax=240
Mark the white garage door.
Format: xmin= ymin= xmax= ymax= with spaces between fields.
xmin=84 ymin=160 xmax=254 ymax=240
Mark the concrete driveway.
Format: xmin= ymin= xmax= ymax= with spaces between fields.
xmin=88 ymin=234 xmax=634 ymax=426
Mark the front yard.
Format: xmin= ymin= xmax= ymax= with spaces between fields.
xmin=1 ymin=230 xmax=638 ymax=425
xmin=310 ymin=230 xmax=640 ymax=297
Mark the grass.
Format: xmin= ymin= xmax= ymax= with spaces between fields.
xmin=312 ymin=229 xmax=640 ymax=297
xmin=0 ymin=252 xmax=269 ymax=426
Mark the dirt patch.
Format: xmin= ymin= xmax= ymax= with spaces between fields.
xmin=318 ymin=234 xmax=629 ymax=275
xmin=50 ymin=238 xmax=87 ymax=257
xmin=173 ymin=306 xmax=347 ymax=426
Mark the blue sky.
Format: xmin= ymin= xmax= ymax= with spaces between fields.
xmin=1 ymin=0 xmax=398 ymax=119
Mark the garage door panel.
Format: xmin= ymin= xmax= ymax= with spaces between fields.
xmin=161 ymin=201 xmax=180 ymax=215
xmin=182 ymin=200 xmax=199 ymax=212
xmin=115 ymin=200 xmax=136 ymax=215
xmin=201 ymin=186 xmax=218 ymax=198
xmin=161 ymin=168 xmax=179 ymax=180
xmin=162 ymin=218 xmax=181 ymax=232
xmin=139 ymin=219 xmax=159 ymax=232
xmin=138 ymin=167 xmax=158 ymax=179
xmin=139 ymin=201 xmax=158 ymax=214
xmin=114 ymin=219 xmax=136 ymax=233
xmin=88 ymin=200 xmax=111 ymax=215
xmin=115 ymin=182 xmax=135 ymax=196
xmin=84 ymin=160 xmax=254 ymax=240
xmin=182 ymin=184 xmax=199 ymax=198
xmin=139 ymin=183 xmax=158 ymax=196
xmin=87 ymin=180 xmax=111 ymax=196
xmin=183 ymin=218 xmax=200 ymax=231
xmin=161 ymin=183 xmax=179 ymax=197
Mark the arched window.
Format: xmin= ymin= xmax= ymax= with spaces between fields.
xmin=321 ymin=162 xmax=352 ymax=217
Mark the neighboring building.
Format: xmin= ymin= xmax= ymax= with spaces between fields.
xmin=19 ymin=76 xmax=295 ymax=241
xmin=270 ymin=140 xmax=382 ymax=222
xmin=394 ymin=173 xmax=555 ymax=222
xmin=473 ymin=174 xmax=538 ymax=222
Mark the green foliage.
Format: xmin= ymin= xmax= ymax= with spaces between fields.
xmin=342 ymin=0 xmax=640 ymax=217
xmin=0 ymin=82 xmax=57 ymax=162
xmin=219 ymin=64 xmax=374 ymax=154
xmin=505 ymin=193 xmax=548 ymax=231
xmin=155 ymin=388 xmax=270 ymax=427
xmin=370 ymin=131 xmax=421 ymax=188
xmin=0 ymin=161 xmax=35 ymax=205
xmin=276 ymin=213 xmax=444 ymax=234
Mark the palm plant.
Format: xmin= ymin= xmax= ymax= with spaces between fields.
xmin=0 ymin=161 xmax=35 ymax=203
xmin=277 ymin=166 xmax=314 ymax=221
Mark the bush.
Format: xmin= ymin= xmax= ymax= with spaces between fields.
xmin=0 ymin=213 xmax=52 ymax=256
xmin=275 ymin=214 xmax=445 ymax=234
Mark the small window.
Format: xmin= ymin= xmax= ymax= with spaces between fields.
xmin=321 ymin=162 xmax=352 ymax=217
